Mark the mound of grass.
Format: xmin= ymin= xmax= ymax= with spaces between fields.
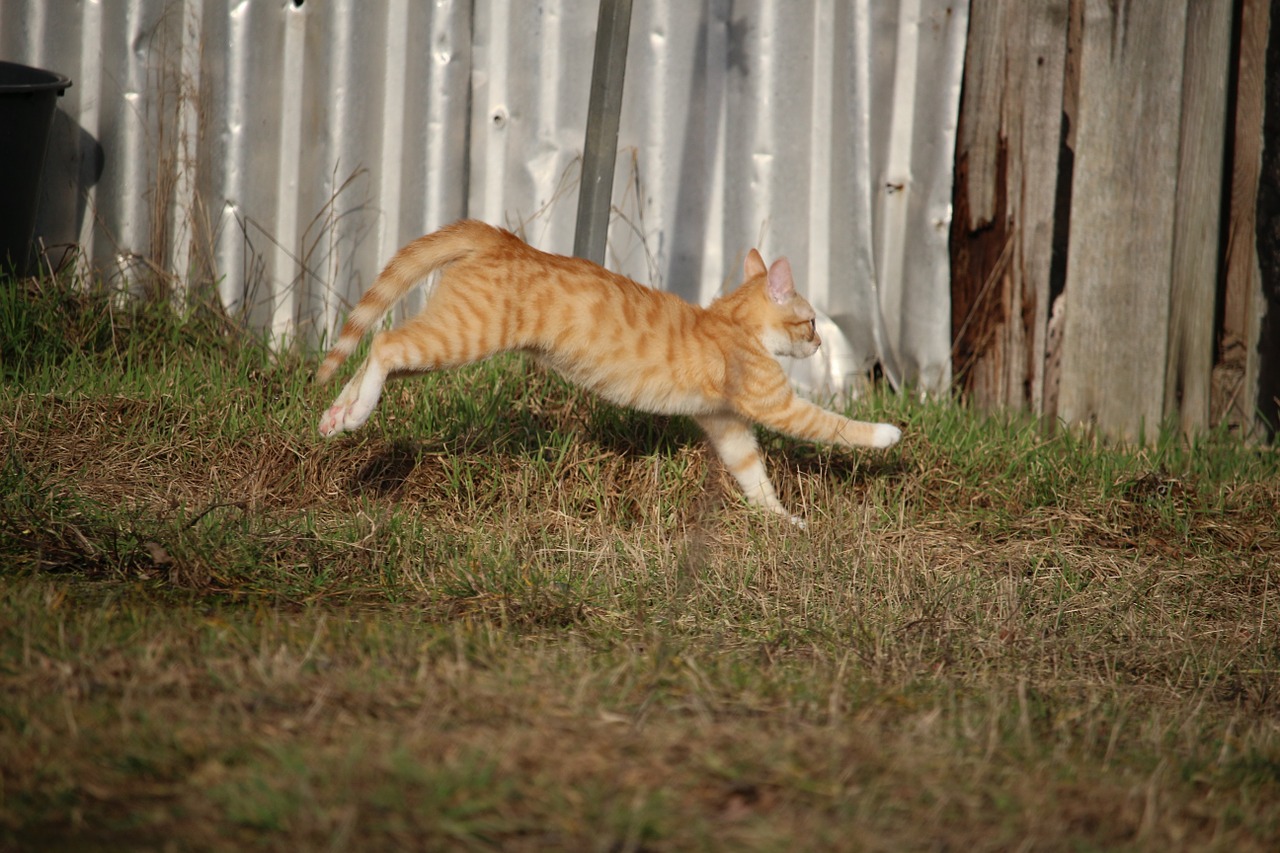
xmin=2 ymin=273 xmax=1278 ymax=849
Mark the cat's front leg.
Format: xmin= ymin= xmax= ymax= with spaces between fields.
xmin=318 ymin=357 xmax=387 ymax=437
xmin=695 ymin=413 xmax=805 ymax=527
xmin=748 ymin=394 xmax=901 ymax=451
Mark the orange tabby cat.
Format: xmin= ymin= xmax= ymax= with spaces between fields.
xmin=317 ymin=220 xmax=900 ymax=524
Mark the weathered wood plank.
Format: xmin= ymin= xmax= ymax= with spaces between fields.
xmin=951 ymin=0 xmax=1014 ymax=402
xmin=1256 ymin=0 xmax=1280 ymax=438
xmin=1014 ymin=1 xmax=1071 ymax=415
xmin=1164 ymin=1 xmax=1234 ymax=437
xmin=1043 ymin=0 xmax=1085 ymax=425
xmin=1057 ymin=1 xmax=1189 ymax=441
xmin=1218 ymin=0 xmax=1270 ymax=438
xmin=951 ymin=1 xmax=1069 ymax=411
xmin=956 ymin=0 xmax=1008 ymax=232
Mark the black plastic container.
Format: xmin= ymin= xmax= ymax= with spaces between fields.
xmin=0 ymin=61 xmax=72 ymax=277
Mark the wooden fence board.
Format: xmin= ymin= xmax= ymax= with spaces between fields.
xmin=1220 ymin=0 xmax=1270 ymax=438
xmin=951 ymin=0 xmax=1014 ymax=404
xmin=1014 ymin=2 xmax=1071 ymax=415
xmin=1164 ymin=1 xmax=1234 ymax=437
xmin=956 ymin=0 xmax=1007 ymax=233
xmin=1058 ymin=1 xmax=1189 ymax=441
xmin=952 ymin=0 xmax=1262 ymax=442
xmin=951 ymin=1 xmax=1069 ymax=411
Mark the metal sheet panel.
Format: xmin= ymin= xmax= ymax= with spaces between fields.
xmin=0 ymin=0 xmax=967 ymax=394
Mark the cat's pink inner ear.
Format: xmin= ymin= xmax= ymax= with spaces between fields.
xmin=744 ymin=249 xmax=768 ymax=279
xmin=766 ymin=258 xmax=795 ymax=304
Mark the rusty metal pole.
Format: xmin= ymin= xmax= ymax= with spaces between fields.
xmin=573 ymin=0 xmax=633 ymax=266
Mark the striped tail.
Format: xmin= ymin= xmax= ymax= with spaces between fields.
xmin=315 ymin=221 xmax=486 ymax=384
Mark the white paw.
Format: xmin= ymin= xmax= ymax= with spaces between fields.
xmin=318 ymin=403 xmax=350 ymax=438
xmin=870 ymin=423 xmax=902 ymax=449
xmin=318 ymin=398 xmax=379 ymax=438
xmin=318 ymin=368 xmax=384 ymax=438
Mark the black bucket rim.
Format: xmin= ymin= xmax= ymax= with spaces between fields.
xmin=0 ymin=60 xmax=72 ymax=96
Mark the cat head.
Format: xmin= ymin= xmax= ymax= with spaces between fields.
xmin=742 ymin=249 xmax=821 ymax=359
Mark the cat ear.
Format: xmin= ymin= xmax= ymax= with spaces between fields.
xmin=744 ymin=249 xmax=768 ymax=279
xmin=766 ymin=258 xmax=795 ymax=304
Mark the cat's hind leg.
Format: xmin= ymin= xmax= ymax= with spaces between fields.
xmin=318 ymin=323 xmax=428 ymax=437
xmin=696 ymin=412 xmax=804 ymax=527
xmin=318 ymin=304 xmax=505 ymax=437
xmin=318 ymin=353 xmax=388 ymax=437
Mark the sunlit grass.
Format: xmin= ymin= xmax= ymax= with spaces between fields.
xmin=2 ymin=274 xmax=1278 ymax=849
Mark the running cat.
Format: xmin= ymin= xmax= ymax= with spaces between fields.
xmin=317 ymin=220 xmax=900 ymax=523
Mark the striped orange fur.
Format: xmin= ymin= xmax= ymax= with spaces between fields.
xmin=317 ymin=220 xmax=900 ymax=524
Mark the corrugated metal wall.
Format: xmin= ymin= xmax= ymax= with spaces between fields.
xmin=1 ymin=0 xmax=967 ymax=396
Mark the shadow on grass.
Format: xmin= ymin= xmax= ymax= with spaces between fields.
xmin=350 ymin=439 xmax=424 ymax=498
xmin=343 ymin=405 xmax=706 ymax=500
xmin=780 ymin=441 xmax=910 ymax=487
xmin=345 ymin=412 xmax=908 ymax=508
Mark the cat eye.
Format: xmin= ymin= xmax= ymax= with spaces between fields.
xmin=808 ymin=319 xmax=816 ymax=335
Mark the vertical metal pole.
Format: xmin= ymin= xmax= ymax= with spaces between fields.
xmin=573 ymin=0 xmax=633 ymax=265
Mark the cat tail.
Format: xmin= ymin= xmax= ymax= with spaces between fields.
xmin=315 ymin=221 xmax=485 ymax=384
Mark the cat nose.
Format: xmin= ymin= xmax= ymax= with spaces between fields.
xmin=812 ymin=332 xmax=822 ymax=348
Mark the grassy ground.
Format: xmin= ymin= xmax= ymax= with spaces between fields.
xmin=2 ymin=277 xmax=1278 ymax=851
